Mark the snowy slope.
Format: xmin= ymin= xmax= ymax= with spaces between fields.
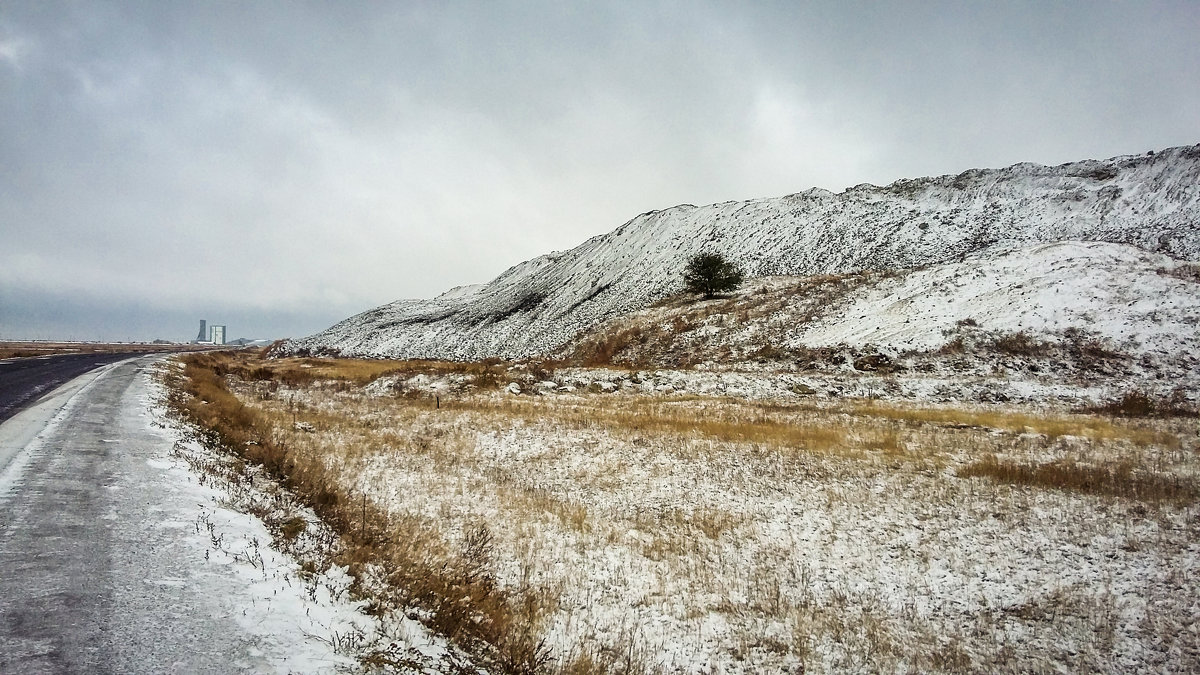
xmin=559 ymin=240 xmax=1199 ymax=382
xmin=792 ymin=241 xmax=1199 ymax=356
xmin=281 ymin=144 xmax=1200 ymax=361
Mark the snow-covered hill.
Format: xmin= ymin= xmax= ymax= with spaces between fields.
xmin=793 ymin=241 xmax=1198 ymax=355
xmin=555 ymin=241 xmax=1200 ymax=396
xmin=281 ymin=144 xmax=1200 ymax=361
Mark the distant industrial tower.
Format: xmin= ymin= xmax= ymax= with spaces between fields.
xmin=210 ymin=325 xmax=226 ymax=345
xmin=195 ymin=319 xmax=207 ymax=342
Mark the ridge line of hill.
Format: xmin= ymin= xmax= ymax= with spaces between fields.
xmin=280 ymin=143 xmax=1200 ymax=362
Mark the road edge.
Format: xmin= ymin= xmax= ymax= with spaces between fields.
xmin=0 ymin=356 xmax=140 ymax=490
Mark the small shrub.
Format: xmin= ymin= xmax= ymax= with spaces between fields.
xmin=750 ymin=344 xmax=790 ymax=361
xmin=1156 ymin=263 xmax=1200 ymax=283
xmin=683 ymin=252 xmax=744 ymax=299
xmin=853 ymin=353 xmax=902 ymax=373
xmin=1061 ymin=327 xmax=1124 ymax=366
xmin=670 ymin=316 xmax=697 ymax=333
xmin=462 ymin=523 xmax=495 ymax=583
xmin=1102 ymin=390 xmax=1154 ymax=417
xmin=472 ymin=366 xmax=506 ymax=390
xmin=574 ymin=326 xmax=647 ymax=367
xmin=280 ymin=516 xmax=307 ymax=542
xmin=1085 ymin=389 xmax=1199 ymax=418
xmin=989 ymin=331 xmax=1051 ymax=357
xmin=936 ymin=336 xmax=967 ymax=355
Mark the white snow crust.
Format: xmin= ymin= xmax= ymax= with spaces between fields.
xmin=143 ymin=368 xmax=373 ymax=673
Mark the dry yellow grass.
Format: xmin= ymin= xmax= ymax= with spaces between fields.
xmin=170 ymin=351 xmax=1200 ymax=673
xmin=431 ymin=396 xmax=911 ymax=460
xmin=168 ymin=352 xmax=551 ymax=673
xmin=229 ymin=353 xmax=512 ymax=387
xmin=846 ymin=399 xmax=1179 ymax=447
xmin=957 ymin=454 xmax=1199 ymax=502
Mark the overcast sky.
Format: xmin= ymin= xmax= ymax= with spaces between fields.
xmin=2 ymin=1 xmax=1197 ymax=342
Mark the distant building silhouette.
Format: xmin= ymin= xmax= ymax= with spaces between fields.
xmin=195 ymin=319 xmax=207 ymax=343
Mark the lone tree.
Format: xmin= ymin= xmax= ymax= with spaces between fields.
xmin=683 ymin=251 xmax=744 ymax=299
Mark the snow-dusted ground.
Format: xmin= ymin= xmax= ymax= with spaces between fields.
xmin=154 ymin=359 xmax=476 ymax=673
xmin=143 ymin=365 xmax=384 ymax=674
xmin=0 ymin=356 xmax=449 ymax=673
xmin=540 ymin=241 xmax=1200 ymax=405
xmin=252 ymin=143 xmax=1200 ymax=671
xmin=790 ymin=241 xmax=1199 ymax=355
xmin=281 ymin=143 xmax=1200 ymax=361
xmin=242 ymin=374 xmax=1200 ymax=674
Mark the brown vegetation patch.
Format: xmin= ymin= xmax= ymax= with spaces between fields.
xmin=849 ymin=400 xmax=1178 ymax=447
xmin=560 ymin=271 xmax=880 ymax=368
xmin=1156 ymin=263 xmax=1200 ymax=283
xmin=957 ymin=455 xmax=1199 ymax=503
xmin=988 ymin=331 xmax=1054 ymax=357
xmin=166 ymin=351 xmax=546 ymax=672
xmin=1082 ymin=389 xmax=1199 ymax=419
xmin=165 ymin=349 xmax=1200 ymax=673
xmin=0 ymin=340 xmax=208 ymax=360
xmin=235 ymin=351 xmax=511 ymax=390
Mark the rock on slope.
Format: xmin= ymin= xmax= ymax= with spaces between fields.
xmin=281 ymin=144 xmax=1200 ymax=361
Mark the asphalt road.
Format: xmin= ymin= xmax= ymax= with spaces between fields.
xmin=0 ymin=356 xmax=349 ymax=673
xmin=0 ymin=353 xmax=148 ymax=425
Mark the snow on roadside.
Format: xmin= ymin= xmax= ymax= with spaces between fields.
xmin=144 ymin=361 xmax=464 ymax=673
xmin=139 ymin=365 xmax=367 ymax=672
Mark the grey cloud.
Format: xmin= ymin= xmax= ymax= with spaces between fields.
xmin=1 ymin=1 xmax=1197 ymax=342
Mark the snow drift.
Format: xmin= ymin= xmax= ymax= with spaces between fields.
xmin=281 ymin=144 xmax=1200 ymax=361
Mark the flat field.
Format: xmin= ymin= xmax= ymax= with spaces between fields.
xmin=0 ymin=340 xmax=204 ymax=359
xmin=178 ymin=353 xmax=1200 ymax=673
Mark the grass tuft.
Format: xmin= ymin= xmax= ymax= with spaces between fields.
xmin=957 ymin=455 xmax=1199 ymax=503
xmin=1083 ymin=389 xmax=1199 ymax=419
